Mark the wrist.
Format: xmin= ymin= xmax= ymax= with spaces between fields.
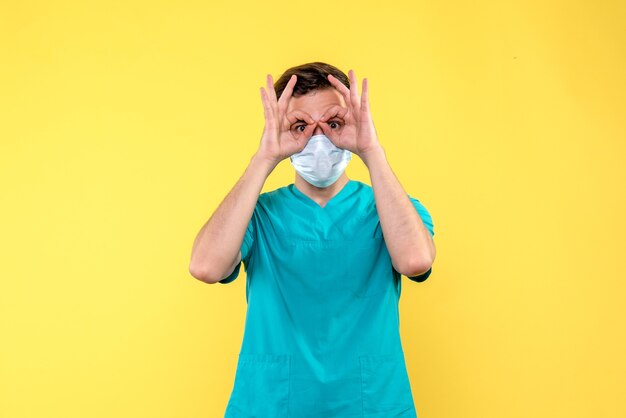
xmin=251 ymin=151 xmax=280 ymax=174
xmin=359 ymin=144 xmax=386 ymax=167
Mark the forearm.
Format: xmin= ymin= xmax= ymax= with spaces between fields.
xmin=362 ymin=146 xmax=435 ymax=276
xmin=189 ymin=152 xmax=276 ymax=282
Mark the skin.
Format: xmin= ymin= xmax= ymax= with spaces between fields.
xmin=189 ymin=69 xmax=435 ymax=283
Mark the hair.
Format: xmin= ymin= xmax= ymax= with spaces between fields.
xmin=273 ymin=61 xmax=350 ymax=99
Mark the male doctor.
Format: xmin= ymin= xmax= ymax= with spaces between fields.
xmin=190 ymin=61 xmax=436 ymax=417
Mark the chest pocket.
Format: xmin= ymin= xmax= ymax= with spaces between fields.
xmin=284 ymin=235 xmax=394 ymax=299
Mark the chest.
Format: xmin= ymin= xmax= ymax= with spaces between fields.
xmin=249 ymin=198 xmax=395 ymax=300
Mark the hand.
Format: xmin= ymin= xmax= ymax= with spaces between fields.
xmin=318 ymin=69 xmax=382 ymax=161
xmin=256 ymin=74 xmax=317 ymax=166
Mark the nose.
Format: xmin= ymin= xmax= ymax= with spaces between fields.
xmin=313 ymin=122 xmax=324 ymax=136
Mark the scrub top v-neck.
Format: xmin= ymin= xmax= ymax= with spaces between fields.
xmin=220 ymin=179 xmax=435 ymax=418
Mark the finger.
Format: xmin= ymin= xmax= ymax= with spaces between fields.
xmin=348 ymin=69 xmax=360 ymax=109
xmin=302 ymin=122 xmax=316 ymax=140
xmin=260 ymin=87 xmax=273 ymax=121
xmin=319 ymin=122 xmax=341 ymax=147
xmin=277 ymin=74 xmax=298 ymax=110
xmin=319 ymin=120 xmax=332 ymax=137
xmin=266 ymin=74 xmax=277 ymax=103
xmin=319 ymin=104 xmax=348 ymax=123
xmin=286 ymin=110 xmax=315 ymax=125
xmin=361 ymin=78 xmax=370 ymax=115
xmin=286 ymin=110 xmax=315 ymax=134
xmin=327 ymin=74 xmax=352 ymax=107
xmin=293 ymin=126 xmax=314 ymax=153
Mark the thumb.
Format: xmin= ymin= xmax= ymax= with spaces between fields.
xmin=293 ymin=130 xmax=313 ymax=154
xmin=320 ymin=123 xmax=340 ymax=146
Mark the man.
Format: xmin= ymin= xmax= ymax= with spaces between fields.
xmin=189 ymin=62 xmax=436 ymax=418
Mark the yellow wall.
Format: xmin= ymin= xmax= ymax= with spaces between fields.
xmin=1 ymin=1 xmax=624 ymax=417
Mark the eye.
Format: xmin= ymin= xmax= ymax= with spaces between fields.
xmin=295 ymin=125 xmax=306 ymax=132
xmin=328 ymin=120 xmax=341 ymax=129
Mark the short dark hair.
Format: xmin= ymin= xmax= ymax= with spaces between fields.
xmin=273 ymin=61 xmax=350 ymax=99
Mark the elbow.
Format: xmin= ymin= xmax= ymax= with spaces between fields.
xmin=190 ymin=251 xmax=240 ymax=284
xmin=398 ymin=257 xmax=433 ymax=278
xmin=188 ymin=262 xmax=222 ymax=284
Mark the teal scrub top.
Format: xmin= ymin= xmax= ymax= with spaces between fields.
xmin=220 ymin=179 xmax=435 ymax=418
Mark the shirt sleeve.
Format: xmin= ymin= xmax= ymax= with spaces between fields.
xmin=405 ymin=195 xmax=435 ymax=282
xmin=218 ymin=212 xmax=256 ymax=284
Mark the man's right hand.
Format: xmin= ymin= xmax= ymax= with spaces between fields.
xmin=256 ymin=74 xmax=316 ymax=166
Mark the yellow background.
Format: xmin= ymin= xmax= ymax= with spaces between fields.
xmin=1 ymin=0 xmax=625 ymax=417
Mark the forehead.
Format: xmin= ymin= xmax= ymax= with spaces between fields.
xmin=286 ymin=88 xmax=346 ymax=116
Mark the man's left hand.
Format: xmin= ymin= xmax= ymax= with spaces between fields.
xmin=319 ymin=70 xmax=383 ymax=163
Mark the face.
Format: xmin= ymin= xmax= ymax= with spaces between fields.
xmin=286 ymin=88 xmax=347 ymax=137
xmin=287 ymin=87 xmax=352 ymax=189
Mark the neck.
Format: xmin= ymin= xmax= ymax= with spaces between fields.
xmin=294 ymin=173 xmax=350 ymax=206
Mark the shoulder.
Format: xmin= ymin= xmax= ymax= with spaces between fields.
xmin=259 ymin=184 xmax=290 ymax=202
xmin=352 ymin=179 xmax=372 ymax=193
xmin=351 ymin=180 xmax=431 ymax=217
xmin=253 ymin=184 xmax=293 ymax=214
xmin=350 ymin=180 xmax=375 ymax=205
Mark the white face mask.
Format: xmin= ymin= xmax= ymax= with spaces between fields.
xmin=290 ymin=134 xmax=352 ymax=188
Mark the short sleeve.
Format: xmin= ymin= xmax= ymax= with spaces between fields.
xmin=406 ymin=195 xmax=435 ymax=282
xmin=218 ymin=213 xmax=256 ymax=284
xmin=409 ymin=196 xmax=434 ymax=238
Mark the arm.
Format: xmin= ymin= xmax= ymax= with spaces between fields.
xmin=188 ymin=153 xmax=276 ymax=284
xmin=362 ymin=146 xmax=436 ymax=277
xmin=189 ymin=72 xmax=315 ymax=284
xmin=320 ymin=70 xmax=435 ymax=277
